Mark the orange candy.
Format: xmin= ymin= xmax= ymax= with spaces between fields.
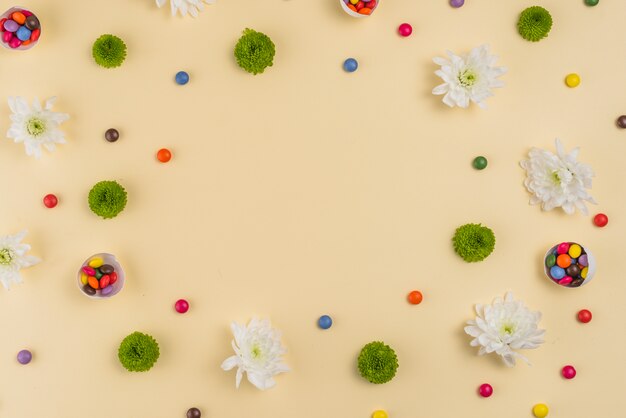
xmin=358 ymin=7 xmax=372 ymax=14
xmin=11 ymin=12 xmax=26 ymax=25
xmin=407 ymin=290 xmax=423 ymax=305
xmin=157 ymin=148 xmax=172 ymax=163
xmin=21 ymin=39 xmax=31 ymax=46
xmin=556 ymin=254 xmax=572 ymax=268
xmin=88 ymin=276 xmax=100 ymax=290
xmin=348 ymin=4 xmax=357 ymax=11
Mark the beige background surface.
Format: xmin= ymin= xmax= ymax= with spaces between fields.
xmin=1 ymin=0 xmax=625 ymax=417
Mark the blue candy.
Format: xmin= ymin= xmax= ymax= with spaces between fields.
xmin=16 ymin=26 xmax=31 ymax=42
xmin=318 ymin=315 xmax=333 ymax=330
xmin=175 ymin=71 xmax=189 ymax=85
xmin=550 ymin=266 xmax=565 ymax=280
xmin=343 ymin=58 xmax=358 ymax=73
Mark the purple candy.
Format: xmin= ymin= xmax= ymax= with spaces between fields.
xmin=17 ymin=349 xmax=32 ymax=365
xmin=100 ymin=285 xmax=113 ymax=296
xmin=579 ymin=254 xmax=588 ymax=267
xmin=3 ymin=19 xmax=19 ymax=32
xmin=450 ymin=0 xmax=465 ymax=7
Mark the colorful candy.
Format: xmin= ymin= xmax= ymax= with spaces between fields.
xmin=371 ymin=411 xmax=388 ymax=418
xmin=43 ymin=193 xmax=58 ymax=208
xmin=88 ymin=257 xmax=104 ymax=268
xmin=577 ymin=309 xmax=592 ymax=323
xmin=478 ymin=383 xmax=493 ymax=397
xmin=532 ymin=403 xmax=549 ymax=418
xmin=343 ymin=58 xmax=358 ymax=72
xmin=105 ymin=128 xmax=119 ymax=142
xmin=556 ymin=254 xmax=571 ymax=268
xmin=175 ymin=71 xmax=189 ymax=85
xmin=584 ymin=0 xmax=599 ymax=5
xmin=472 ymin=156 xmax=488 ymax=170
xmin=450 ymin=0 xmax=465 ymax=7
xmin=617 ymin=115 xmax=626 ymax=129
xmin=593 ymin=213 xmax=608 ymax=227
xmin=157 ymin=148 xmax=172 ymax=163
xmin=17 ymin=349 xmax=32 ymax=364
xmin=1 ymin=8 xmax=41 ymax=49
xmin=545 ymin=242 xmax=593 ymax=287
xmin=80 ymin=257 xmax=120 ymax=297
xmin=318 ymin=315 xmax=333 ymax=329
xmin=187 ymin=408 xmax=202 ymax=418
xmin=398 ymin=23 xmax=412 ymax=37
xmin=407 ymin=290 xmax=423 ymax=305
xmin=565 ymin=73 xmax=580 ymax=88
xmin=561 ymin=365 xmax=576 ymax=379
xmin=175 ymin=299 xmax=190 ymax=313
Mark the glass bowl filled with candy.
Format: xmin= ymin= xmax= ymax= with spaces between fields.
xmin=544 ymin=242 xmax=596 ymax=288
xmin=77 ymin=253 xmax=125 ymax=299
xmin=340 ymin=0 xmax=379 ymax=18
xmin=1 ymin=6 xmax=41 ymax=50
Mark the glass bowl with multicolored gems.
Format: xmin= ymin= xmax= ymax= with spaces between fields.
xmin=339 ymin=0 xmax=379 ymax=18
xmin=544 ymin=242 xmax=596 ymax=288
xmin=1 ymin=6 xmax=42 ymax=51
xmin=77 ymin=253 xmax=125 ymax=299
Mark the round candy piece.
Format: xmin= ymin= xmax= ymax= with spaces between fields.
xmin=568 ymin=244 xmax=582 ymax=258
xmin=545 ymin=253 xmax=556 ymax=268
xmin=187 ymin=408 xmax=202 ymax=418
xmin=343 ymin=58 xmax=358 ymax=73
xmin=25 ymin=15 xmax=40 ymax=30
xmin=549 ymin=266 xmax=565 ymax=280
xmin=617 ymin=115 xmax=626 ymax=129
xmin=109 ymin=271 xmax=118 ymax=284
xmin=105 ymin=128 xmax=119 ymax=142
xmin=565 ymin=73 xmax=580 ymax=88
xmin=580 ymin=266 xmax=588 ymax=279
xmin=372 ymin=411 xmax=388 ymax=418
xmin=3 ymin=31 xmax=13 ymax=43
xmin=578 ymin=253 xmax=588 ymax=267
xmin=43 ymin=193 xmax=58 ymax=208
xmin=100 ymin=285 xmax=114 ymax=296
xmin=83 ymin=284 xmax=96 ymax=296
xmin=318 ymin=315 xmax=333 ymax=329
xmin=4 ymin=19 xmax=19 ymax=32
xmin=17 ymin=349 xmax=32 ymax=364
xmin=16 ymin=26 xmax=31 ymax=41
xmin=562 ymin=365 xmax=576 ymax=379
xmin=584 ymin=0 xmax=599 ymax=5
xmin=157 ymin=148 xmax=172 ymax=163
xmin=450 ymin=0 xmax=464 ymax=7
xmin=9 ymin=37 xmax=22 ymax=48
xmin=532 ymin=403 xmax=549 ymax=418
xmin=565 ymin=264 xmax=581 ymax=278
xmin=175 ymin=71 xmax=189 ymax=85
xmin=556 ymin=254 xmax=571 ymax=268
xmin=478 ymin=383 xmax=493 ymax=398
xmin=349 ymin=0 xmax=358 ymax=4
xmin=11 ymin=12 xmax=26 ymax=25
xmin=358 ymin=7 xmax=372 ymax=14
xmin=30 ymin=28 xmax=40 ymax=42
xmin=398 ymin=23 xmax=412 ymax=37
xmin=577 ymin=309 xmax=592 ymax=323
xmin=407 ymin=290 xmax=423 ymax=305
xmin=175 ymin=299 xmax=189 ymax=313
xmin=472 ymin=156 xmax=488 ymax=170
xmin=593 ymin=213 xmax=608 ymax=227
xmin=556 ymin=242 xmax=570 ymax=254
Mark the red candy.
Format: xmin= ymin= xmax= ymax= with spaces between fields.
xmin=593 ymin=213 xmax=608 ymax=227
xmin=31 ymin=28 xmax=40 ymax=42
xmin=561 ymin=365 xmax=576 ymax=379
xmin=478 ymin=383 xmax=493 ymax=398
xmin=157 ymin=148 xmax=172 ymax=163
xmin=100 ymin=275 xmax=110 ymax=288
xmin=398 ymin=23 xmax=413 ymax=37
xmin=43 ymin=193 xmax=58 ymax=208
xmin=175 ymin=299 xmax=189 ymax=313
xmin=368 ymin=0 xmax=377 ymax=8
xmin=109 ymin=271 xmax=118 ymax=285
xmin=577 ymin=309 xmax=592 ymax=323
xmin=355 ymin=1 xmax=364 ymax=10
xmin=22 ymin=10 xmax=33 ymax=17
xmin=0 ymin=18 xmax=6 ymax=32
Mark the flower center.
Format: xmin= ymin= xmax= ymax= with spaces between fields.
xmin=458 ymin=69 xmax=478 ymax=87
xmin=26 ymin=118 xmax=47 ymax=137
xmin=0 ymin=248 xmax=14 ymax=265
xmin=551 ymin=171 xmax=560 ymax=184
xmin=251 ymin=344 xmax=262 ymax=359
xmin=501 ymin=323 xmax=516 ymax=335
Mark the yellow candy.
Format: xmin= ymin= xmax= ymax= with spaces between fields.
xmin=581 ymin=267 xmax=588 ymax=279
xmin=349 ymin=0 xmax=358 ymax=4
xmin=565 ymin=73 xmax=580 ymax=88
xmin=568 ymin=244 xmax=582 ymax=258
xmin=372 ymin=411 xmax=388 ymax=418
xmin=80 ymin=272 xmax=88 ymax=285
xmin=533 ymin=403 xmax=549 ymax=418
xmin=88 ymin=257 xmax=104 ymax=268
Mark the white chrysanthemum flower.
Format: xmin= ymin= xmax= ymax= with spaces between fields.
xmin=520 ymin=139 xmax=596 ymax=215
xmin=464 ymin=292 xmax=545 ymax=367
xmin=156 ymin=0 xmax=215 ymax=17
xmin=0 ymin=230 xmax=41 ymax=290
xmin=221 ymin=318 xmax=289 ymax=390
xmin=6 ymin=96 xmax=69 ymax=159
xmin=432 ymin=44 xmax=507 ymax=109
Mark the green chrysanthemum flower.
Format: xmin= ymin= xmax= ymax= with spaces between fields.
xmin=234 ymin=28 xmax=276 ymax=75
xmin=357 ymin=341 xmax=399 ymax=384
xmin=517 ymin=6 xmax=553 ymax=42
xmin=452 ymin=223 xmax=496 ymax=262
xmin=92 ymin=34 xmax=127 ymax=68
xmin=88 ymin=180 xmax=127 ymax=219
xmin=118 ymin=332 xmax=160 ymax=372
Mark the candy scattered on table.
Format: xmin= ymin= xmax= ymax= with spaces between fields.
xmin=43 ymin=194 xmax=58 ymax=208
xmin=532 ymin=403 xmax=549 ymax=418
xmin=593 ymin=213 xmax=608 ymax=227
xmin=17 ymin=349 xmax=32 ymax=365
xmin=343 ymin=58 xmax=358 ymax=73
xmin=450 ymin=0 xmax=465 ymax=8
xmin=478 ymin=383 xmax=493 ymax=397
xmin=561 ymin=365 xmax=576 ymax=379
xmin=371 ymin=410 xmax=388 ymax=418
xmin=80 ymin=257 xmax=119 ymax=297
xmin=105 ymin=128 xmax=119 ymax=142
xmin=187 ymin=407 xmax=202 ymax=418
xmin=584 ymin=0 xmax=599 ymax=5
xmin=545 ymin=242 xmax=593 ymax=287
xmin=318 ymin=315 xmax=332 ymax=329
xmin=565 ymin=73 xmax=581 ymax=88
xmin=175 ymin=299 xmax=190 ymax=313
xmin=407 ymin=290 xmax=423 ymax=305
xmin=157 ymin=148 xmax=172 ymax=163
xmin=472 ymin=156 xmax=488 ymax=170
xmin=175 ymin=71 xmax=190 ymax=85
xmin=617 ymin=115 xmax=626 ymax=129
xmin=398 ymin=23 xmax=412 ymax=37
xmin=577 ymin=309 xmax=592 ymax=323
xmin=1 ymin=8 xmax=40 ymax=49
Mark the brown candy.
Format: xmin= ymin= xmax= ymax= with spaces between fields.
xmin=25 ymin=15 xmax=39 ymax=30
xmin=83 ymin=284 xmax=96 ymax=296
xmin=617 ymin=115 xmax=626 ymax=129
xmin=566 ymin=264 xmax=581 ymax=278
xmin=186 ymin=408 xmax=201 ymax=418
xmin=100 ymin=264 xmax=114 ymax=275
xmin=105 ymin=128 xmax=119 ymax=142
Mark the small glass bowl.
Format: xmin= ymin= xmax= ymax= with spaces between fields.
xmin=339 ymin=0 xmax=379 ymax=18
xmin=1 ymin=6 xmax=42 ymax=51
xmin=77 ymin=253 xmax=125 ymax=299
xmin=543 ymin=242 xmax=596 ymax=288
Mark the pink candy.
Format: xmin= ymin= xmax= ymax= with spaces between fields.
xmin=82 ymin=266 xmax=96 ymax=276
xmin=559 ymin=276 xmax=573 ymax=286
xmin=8 ymin=37 xmax=21 ymax=48
xmin=557 ymin=242 xmax=570 ymax=254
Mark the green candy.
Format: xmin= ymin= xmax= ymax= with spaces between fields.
xmin=95 ymin=269 xmax=103 ymax=279
xmin=472 ymin=156 xmax=488 ymax=170
xmin=545 ymin=253 xmax=556 ymax=268
xmin=584 ymin=0 xmax=599 ymax=6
